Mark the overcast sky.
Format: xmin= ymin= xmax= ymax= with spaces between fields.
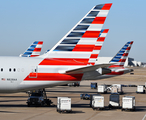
xmin=0 ymin=0 xmax=146 ymax=62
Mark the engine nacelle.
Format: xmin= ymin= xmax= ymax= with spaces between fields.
xmin=96 ymin=68 xmax=111 ymax=75
xmin=82 ymin=67 xmax=112 ymax=80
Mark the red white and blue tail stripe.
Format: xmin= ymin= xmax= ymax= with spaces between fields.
xmin=42 ymin=3 xmax=112 ymax=65
xmin=21 ymin=41 xmax=43 ymax=57
xmin=89 ymin=29 xmax=109 ymax=65
xmin=23 ymin=4 xmax=113 ymax=85
xmin=109 ymin=41 xmax=133 ymax=67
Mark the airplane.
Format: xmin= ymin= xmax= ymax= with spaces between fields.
xmin=0 ymin=3 xmax=125 ymax=93
xmin=82 ymin=41 xmax=134 ymax=80
xmin=20 ymin=41 xmax=43 ymax=57
xmin=106 ymin=41 xmax=134 ymax=76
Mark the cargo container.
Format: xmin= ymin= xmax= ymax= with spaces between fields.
xmin=112 ymin=84 xmax=123 ymax=94
xmin=91 ymin=82 xmax=97 ymax=89
xmin=111 ymin=86 xmax=118 ymax=94
xmin=122 ymin=96 xmax=135 ymax=111
xmin=97 ymin=84 xmax=107 ymax=93
xmin=109 ymin=93 xmax=120 ymax=109
xmin=90 ymin=94 xmax=104 ymax=110
xmin=136 ymin=85 xmax=145 ymax=93
xmin=57 ymin=97 xmax=72 ymax=113
xmin=57 ymin=97 xmax=66 ymax=110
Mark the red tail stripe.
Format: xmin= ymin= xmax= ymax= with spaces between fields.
xmin=94 ymin=46 xmax=102 ymax=50
xmin=119 ymin=59 xmax=126 ymax=62
xmin=102 ymin=29 xmax=109 ymax=33
xmin=24 ymin=73 xmax=83 ymax=81
xmin=122 ymin=53 xmax=128 ymax=56
xmin=90 ymin=54 xmax=99 ymax=58
xmin=51 ymin=58 xmax=89 ymax=63
xmin=38 ymin=41 xmax=43 ymax=45
xmin=126 ymin=47 xmax=131 ymax=50
xmin=92 ymin=17 xmax=106 ymax=24
xmin=30 ymin=55 xmax=39 ymax=57
xmin=97 ymin=37 xmax=105 ymax=42
xmin=73 ymin=44 xmax=95 ymax=52
xmin=82 ymin=31 xmax=100 ymax=38
xmin=39 ymin=58 xmax=88 ymax=65
xmin=34 ymin=48 xmax=41 ymax=52
xmin=102 ymin=3 xmax=112 ymax=10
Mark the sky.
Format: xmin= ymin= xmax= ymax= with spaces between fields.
xmin=0 ymin=0 xmax=146 ymax=62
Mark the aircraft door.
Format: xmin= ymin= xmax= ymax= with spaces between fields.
xmin=29 ymin=66 xmax=37 ymax=78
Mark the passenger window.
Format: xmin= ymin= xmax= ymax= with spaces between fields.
xmin=21 ymin=68 xmax=24 ymax=72
xmin=1 ymin=68 xmax=3 ymax=72
xmin=14 ymin=68 xmax=16 ymax=72
xmin=9 ymin=68 xmax=11 ymax=72
xmin=17 ymin=68 xmax=20 ymax=72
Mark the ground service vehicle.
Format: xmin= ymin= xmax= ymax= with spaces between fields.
xmin=27 ymin=89 xmax=52 ymax=107
xmin=91 ymin=82 xmax=97 ymax=89
xmin=80 ymin=94 xmax=85 ymax=99
xmin=80 ymin=94 xmax=90 ymax=100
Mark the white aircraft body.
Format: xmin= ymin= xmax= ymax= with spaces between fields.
xmin=0 ymin=3 xmax=133 ymax=93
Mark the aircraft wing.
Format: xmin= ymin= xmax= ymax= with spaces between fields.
xmin=65 ymin=63 xmax=115 ymax=75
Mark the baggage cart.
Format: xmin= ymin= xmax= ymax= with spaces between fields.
xmin=112 ymin=84 xmax=123 ymax=94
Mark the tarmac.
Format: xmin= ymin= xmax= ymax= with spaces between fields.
xmin=0 ymin=67 xmax=146 ymax=120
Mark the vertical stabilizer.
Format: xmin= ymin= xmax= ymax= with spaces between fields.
xmin=41 ymin=3 xmax=112 ymax=65
xmin=109 ymin=41 xmax=133 ymax=67
xmin=20 ymin=41 xmax=43 ymax=57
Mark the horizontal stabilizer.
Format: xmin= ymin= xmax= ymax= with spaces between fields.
xmin=65 ymin=63 xmax=114 ymax=75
